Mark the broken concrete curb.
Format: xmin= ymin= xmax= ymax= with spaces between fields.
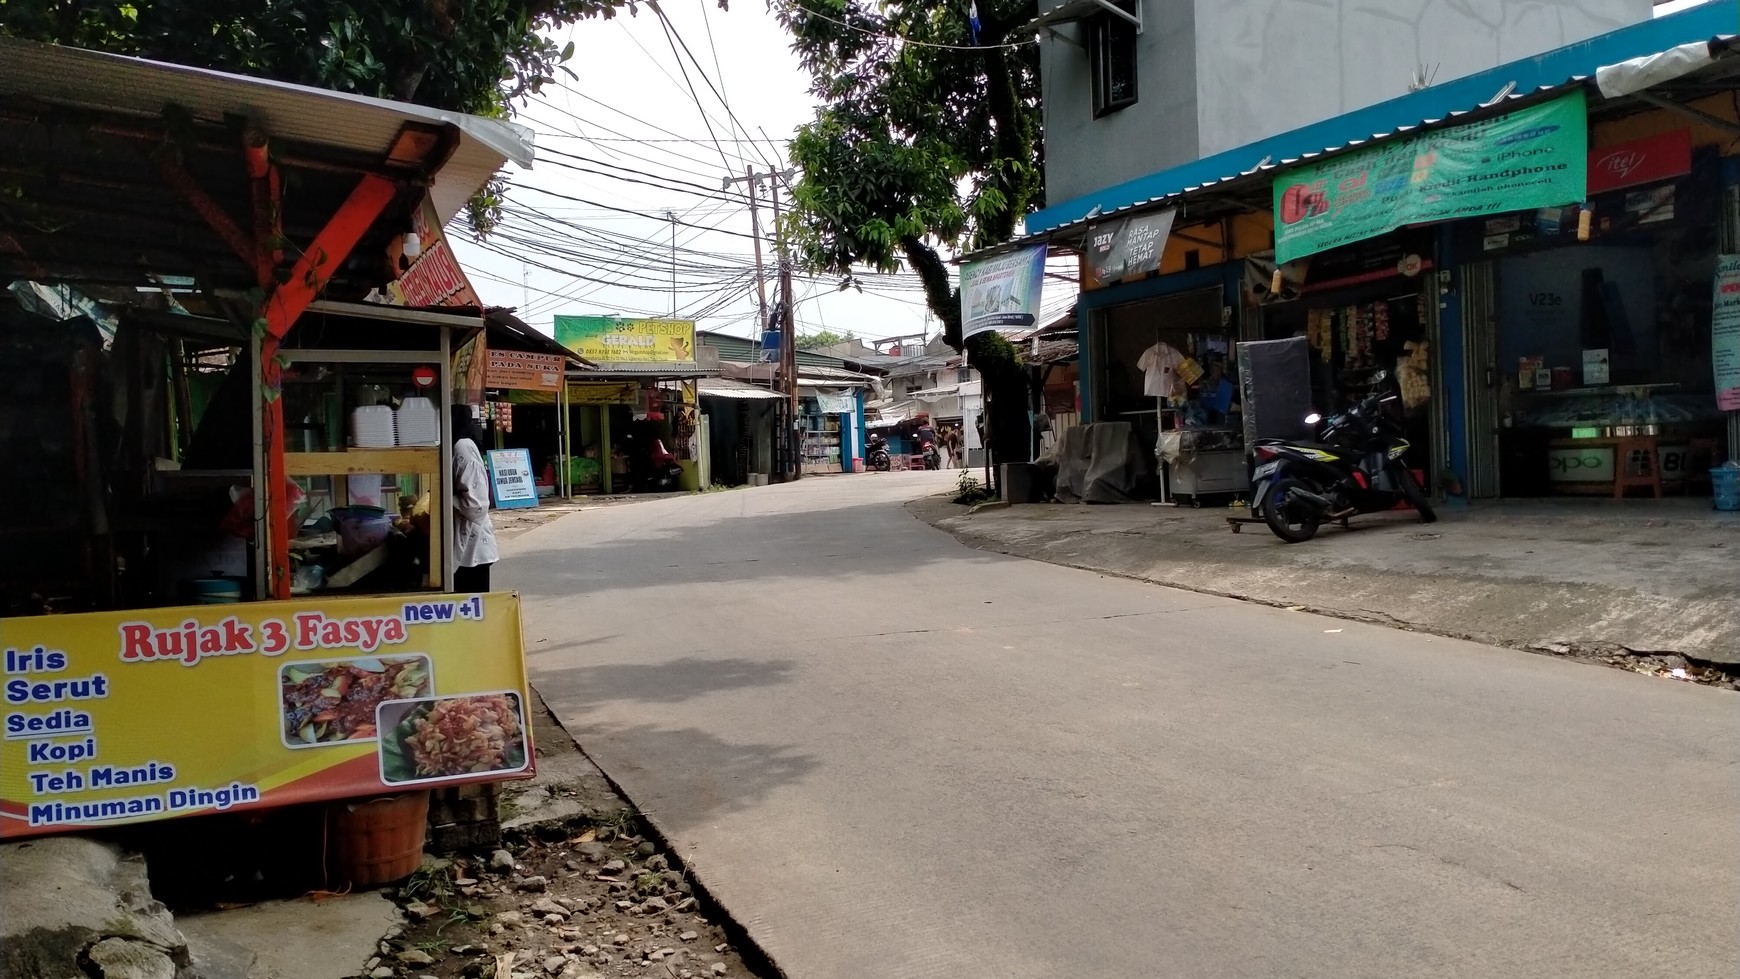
xmin=1 ymin=837 xmax=188 ymax=979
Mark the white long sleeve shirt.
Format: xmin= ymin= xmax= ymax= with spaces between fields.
xmin=453 ymin=438 xmax=499 ymax=569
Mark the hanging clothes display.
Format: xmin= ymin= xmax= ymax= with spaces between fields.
xmin=1137 ymin=342 xmax=1187 ymax=399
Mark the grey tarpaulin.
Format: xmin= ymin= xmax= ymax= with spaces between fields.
xmin=1046 ymin=422 xmax=1152 ymax=503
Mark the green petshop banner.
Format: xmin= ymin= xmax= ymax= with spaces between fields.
xmin=1274 ymin=92 xmax=1588 ymax=264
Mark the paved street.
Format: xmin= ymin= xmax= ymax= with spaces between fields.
xmin=504 ymin=474 xmax=1739 ymax=979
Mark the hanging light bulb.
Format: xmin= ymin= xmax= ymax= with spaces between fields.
xmin=401 ymin=230 xmax=423 ymax=259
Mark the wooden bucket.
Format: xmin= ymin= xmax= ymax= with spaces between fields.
xmin=326 ymin=791 xmax=430 ymax=888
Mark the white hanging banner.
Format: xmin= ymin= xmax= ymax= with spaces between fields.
xmin=960 ymin=245 xmax=1046 ymax=339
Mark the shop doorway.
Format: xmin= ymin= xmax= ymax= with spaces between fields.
xmin=1090 ymin=287 xmax=1227 ymax=450
xmin=1259 ymin=280 xmax=1438 ymax=488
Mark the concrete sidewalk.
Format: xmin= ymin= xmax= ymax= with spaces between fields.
xmin=913 ymin=496 xmax=1740 ymax=666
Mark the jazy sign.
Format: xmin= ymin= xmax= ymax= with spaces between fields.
xmin=2 ymin=595 xmax=532 ymax=838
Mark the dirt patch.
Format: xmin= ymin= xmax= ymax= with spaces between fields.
xmin=371 ymin=698 xmax=775 ymax=979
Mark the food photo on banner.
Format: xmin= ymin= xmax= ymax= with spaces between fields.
xmin=959 ymin=245 xmax=1046 ymax=338
xmin=1274 ymin=91 xmax=1589 ymax=264
xmin=1 ymin=594 xmax=532 ymax=838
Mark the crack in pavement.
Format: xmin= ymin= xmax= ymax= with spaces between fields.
xmin=788 ymin=605 xmax=1231 ymax=645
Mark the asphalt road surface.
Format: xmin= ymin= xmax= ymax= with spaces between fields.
xmin=503 ymin=472 xmax=1738 ymax=979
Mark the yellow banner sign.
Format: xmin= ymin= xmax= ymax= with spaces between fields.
xmin=485 ymin=350 xmax=566 ymax=392
xmin=555 ymin=316 xmax=695 ymax=364
xmin=2 ymin=594 xmax=531 ymax=839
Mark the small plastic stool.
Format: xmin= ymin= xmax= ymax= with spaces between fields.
xmin=1613 ymin=436 xmax=1663 ymax=500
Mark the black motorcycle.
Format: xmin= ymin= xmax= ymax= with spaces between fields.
xmin=867 ymin=435 xmax=892 ymax=472
xmin=1249 ymin=375 xmax=1435 ymax=543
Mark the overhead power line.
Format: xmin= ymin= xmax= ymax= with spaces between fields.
xmin=775 ymin=1 xmax=1037 ymax=51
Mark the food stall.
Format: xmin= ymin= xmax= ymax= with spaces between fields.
xmin=0 ymin=40 xmax=537 ymax=878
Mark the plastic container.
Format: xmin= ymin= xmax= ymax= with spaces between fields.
xmin=329 ymin=506 xmax=394 ymax=556
xmin=183 ymin=576 xmax=244 ymax=604
xmin=1712 ymin=466 xmax=1740 ymax=512
xmin=325 ymin=791 xmax=430 ymax=888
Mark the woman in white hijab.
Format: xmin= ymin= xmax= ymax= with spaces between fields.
xmin=450 ymin=404 xmax=499 ymax=592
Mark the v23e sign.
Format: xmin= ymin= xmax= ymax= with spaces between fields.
xmin=1275 ymin=92 xmax=1588 ymax=264
xmin=1 ymin=594 xmax=532 ymax=839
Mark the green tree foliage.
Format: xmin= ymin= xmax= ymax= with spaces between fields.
xmin=776 ymin=0 xmax=1043 ymax=470
xmin=0 ymin=1 xmax=647 ymax=112
xmin=796 ymin=329 xmax=853 ymax=350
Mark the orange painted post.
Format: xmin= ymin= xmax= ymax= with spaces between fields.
xmin=259 ymin=173 xmax=399 ymax=597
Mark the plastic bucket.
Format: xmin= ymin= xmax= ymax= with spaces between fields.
xmin=1712 ymin=467 xmax=1740 ymax=512
xmin=326 ymin=791 xmax=430 ymax=888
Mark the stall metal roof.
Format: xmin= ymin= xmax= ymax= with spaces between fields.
xmin=0 ymin=38 xmax=529 ymax=297
xmin=0 ymin=37 xmax=532 ymax=223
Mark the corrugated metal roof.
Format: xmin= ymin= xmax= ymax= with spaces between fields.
xmin=696 ymin=330 xmax=858 ymax=370
xmin=1002 ymin=1 xmax=1739 ymax=255
xmin=486 ymin=309 xmax=593 ymax=367
xmin=698 ymin=378 xmax=782 ymax=400
xmin=0 ymin=37 xmax=533 ymax=222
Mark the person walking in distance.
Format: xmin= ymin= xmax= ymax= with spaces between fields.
xmin=451 ymin=404 xmax=499 ymax=592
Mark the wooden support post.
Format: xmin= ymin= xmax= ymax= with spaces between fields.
xmin=599 ymin=405 xmax=613 ymax=496
xmin=246 ymin=127 xmax=284 ymax=286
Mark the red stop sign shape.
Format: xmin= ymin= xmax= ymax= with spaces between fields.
xmin=411 ymin=365 xmax=437 ymax=388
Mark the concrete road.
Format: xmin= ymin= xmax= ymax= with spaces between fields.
xmin=504 ymin=473 xmax=1739 ymax=979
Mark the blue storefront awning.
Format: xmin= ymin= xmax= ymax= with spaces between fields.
xmin=1017 ymin=0 xmax=1740 ymax=245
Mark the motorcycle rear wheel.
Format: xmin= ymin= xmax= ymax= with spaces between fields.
xmin=1264 ymin=477 xmax=1322 ymax=543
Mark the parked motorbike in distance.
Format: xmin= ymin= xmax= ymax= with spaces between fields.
xmin=867 ymin=434 xmax=893 ymax=472
xmin=643 ymin=439 xmax=685 ymax=492
xmin=920 ymin=438 xmax=941 ymax=470
xmin=1248 ymin=373 xmax=1435 ymax=543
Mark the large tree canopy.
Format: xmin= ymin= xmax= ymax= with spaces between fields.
xmin=0 ymin=0 xmax=652 ymax=115
xmin=777 ymin=0 xmax=1044 ymax=468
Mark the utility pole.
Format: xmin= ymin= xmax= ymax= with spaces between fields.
xmin=771 ymin=178 xmax=801 ymax=481
xmin=722 ymin=168 xmax=772 ymax=354
xmin=723 ymin=166 xmax=797 ymax=479
xmin=665 ymin=210 xmax=678 ymax=316
xmin=742 ymin=170 xmax=769 ymax=338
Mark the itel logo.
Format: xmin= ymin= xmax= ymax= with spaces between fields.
xmin=1595 ymin=150 xmax=1646 ymax=182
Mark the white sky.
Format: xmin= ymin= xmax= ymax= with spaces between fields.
xmin=1654 ymin=0 xmax=1712 ymax=14
xmin=448 ymin=1 xmax=1070 ymax=344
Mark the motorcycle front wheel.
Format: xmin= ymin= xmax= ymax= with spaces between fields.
xmin=1264 ymin=477 xmax=1322 ymax=543
xmin=1397 ymin=468 xmax=1437 ymax=523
